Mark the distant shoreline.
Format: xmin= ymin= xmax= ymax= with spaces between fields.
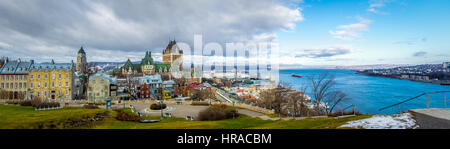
xmin=355 ymin=72 xmax=450 ymax=86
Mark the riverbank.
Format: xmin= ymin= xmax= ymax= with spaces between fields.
xmin=355 ymin=72 xmax=450 ymax=86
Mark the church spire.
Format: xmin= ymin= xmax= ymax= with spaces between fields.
xmin=78 ymin=46 xmax=86 ymax=54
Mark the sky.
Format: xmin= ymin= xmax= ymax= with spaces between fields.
xmin=0 ymin=0 xmax=449 ymax=66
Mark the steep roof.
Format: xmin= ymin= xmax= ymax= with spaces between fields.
xmin=89 ymin=73 xmax=117 ymax=84
xmin=141 ymin=51 xmax=154 ymax=65
xmin=0 ymin=59 xmax=32 ymax=74
xmin=121 ymin=59 xmax=142 ymax=73
xmin=30 ymin=62 xmax=73 ymax=71
xmin=155 ymin=64 xmax=171 ymax=73
xmin=163 ymin=40 xmax=183 ymax=54
xmin=78 ymin=46 xmax=86 ymax=54
xmin=139 ymin=74 xmax=162 ymax=84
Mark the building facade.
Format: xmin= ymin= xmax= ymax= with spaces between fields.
xmin=87 ymin=73 xmax=117 ymax=101
xmin=28 ymin=60 xmax=75 ymax=100
xmin=119 ymin=52 xmax=172 ymax=77
xmin=163 ymin=40 xmax=183 ymax=71
xmin=0 ymin=59 xmax=33 ymax=99
xmin=138 ymin=74 xmax=162 ymax=99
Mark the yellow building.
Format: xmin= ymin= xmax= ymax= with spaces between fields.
xmin=28 ymin=60 xmax=75 ymax=100
xmin=0 ymin=59 xmax=33 ymax=99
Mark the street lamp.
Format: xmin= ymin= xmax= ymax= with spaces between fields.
xmin=232 ymin=101 xmax=235 ymax=119
xmin=160 ymin=100 xmax=164 ymax=119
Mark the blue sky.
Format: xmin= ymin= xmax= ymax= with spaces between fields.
xmin=277 ymin=0 xmax=450 ymax=66
xmin=0 ymin=0 xmax=448 ymax=66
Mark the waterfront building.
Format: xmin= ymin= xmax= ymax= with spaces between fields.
xmin=0 ymin=58 xmax=33 ymax=99
xmin=28 ymin=60 xmax=75 ymax=100
xmin=87 ymin=73 xmax=117 ymax=101
xmin=138 ymin=74 xmax=162 ymax=99
xmin=76 ymin=47 xmax=88 ymax=75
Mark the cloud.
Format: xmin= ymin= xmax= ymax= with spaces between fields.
xmin=413 ymin=51 xmax=427 ymax=57
xmin=295 ymin=46 xmax=352 ymax=58
xmin=393 ymin=37 xmax=428 ymax=45
xmin=329 ymin=17 xmax=372 ymax=40
xmin=0 ymin=0 xmax=303 ymax=62
xmin=367 ymin=0 xmax=394 ymax=14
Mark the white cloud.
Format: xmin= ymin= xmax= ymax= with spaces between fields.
xmin=0 ymin=0 xmax=303 ymax=62
xmin=329 ymin=17 xmax=372 ymax=40
xmin=367 ymin=0 xmax=394 ymax=14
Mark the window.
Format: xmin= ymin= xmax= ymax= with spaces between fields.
xmin=1 ymin=76 xmax=4 ymax=80
xmin=66 ymin=73 xmax=69 ymax=79
xmin=1 ymin=83 xmax=3 ymax=88
xmin=59 ymin=81 xmax=61 ymax=87
xmin=24 ymin=76 xmax=27 ymax=80
xmin=23 ymin=83 xmax=26 ymax=88
xmin=15 ymin=75 xmax=18 ymax=80
xmin=59 ymin=73 xmax=61 ymax=79
xmin=30 ymin=83 xmax=33 ymax=89
xmin=66 ymin=90 xmax=69 ymax=95
xmin=30 ymin=74 xmax=33 ymax=80
xmin=44 ymin=74 xmax=48 ymax=79
xmin=44 ymin=82 xmax=47 ymax=88
xmin=59 ymin=90 xmax=61 ymax=96
xmin=37 ymin=74 xmax=41 ymax=79
xmin=52 ymin=82 xmax=54 ymax=88
xmin=65 ymin=82 xmax=69 ymax=87
xmin=37 ymin=82 xmax=40 ymax=88
xmin=19 ymin=83 xmax=22 ymax=89
xmin=52 ymin=73 xmax=55 ymax=79
xmin=15 ymin=83 xmax=17 ymax=88
xmin=6 ymin=83 xmax=9 ymax=88
xmin=44 ymin=91 xmax=47 ymax=97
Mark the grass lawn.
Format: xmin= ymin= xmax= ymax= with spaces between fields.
xmin=93 ymin=114 xmax=372 ymax=129
xmin=0 ymin=104 xmax=372 ymax=129
xmin=0 ymin=104 xmax=108 ymax=129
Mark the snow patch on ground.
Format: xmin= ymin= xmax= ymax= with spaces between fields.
xmin=339 ymin=113 xmax=419 ymax=129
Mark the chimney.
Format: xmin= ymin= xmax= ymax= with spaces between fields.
xmin=30 ymin=60 xmax=34 ymax=64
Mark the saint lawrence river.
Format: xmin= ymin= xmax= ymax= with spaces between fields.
xmin=279 ymin=69 xmax=450 ymax=114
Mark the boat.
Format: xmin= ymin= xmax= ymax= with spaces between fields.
xmin=291 ymin=74 xmax=302 ymax=78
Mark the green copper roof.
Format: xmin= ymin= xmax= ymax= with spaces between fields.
xmin=141 ymin=51 xmax=154 ymax=65
xmin=78 ymin=46 xmax=86 ymax=54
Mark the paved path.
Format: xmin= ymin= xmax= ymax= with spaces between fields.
xmin=410 ymin=108 xmax=450 ymax=129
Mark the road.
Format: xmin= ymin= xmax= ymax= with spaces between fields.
xmin=410 ymin=108 xmax=450 ymax=129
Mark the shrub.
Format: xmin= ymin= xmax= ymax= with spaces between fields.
xmin=150 ymin=103 xmax=167 ymax=110
xmin=82 ymin=105 xmax=99 ymax=109
xmin=29 ymin=97 xmax=60 ymax=108
xmin=197 ymin=104 xmax=239 ymax=121
xmin=328 ymin=109 xmax=362 ymax=117
xmin=191 ymin=101 xmax=209 ymax=106
xmin=20 ymin=100 xmax=33 ymax=106
xmin=114 ymin=109 xmax=141 ymax=122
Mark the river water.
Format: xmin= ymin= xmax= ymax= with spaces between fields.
xmin=279 ymin=69 xmax=450 ymax=114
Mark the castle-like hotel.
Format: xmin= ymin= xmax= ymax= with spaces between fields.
xmin=0 ymin=40 xmax=200 ymax=101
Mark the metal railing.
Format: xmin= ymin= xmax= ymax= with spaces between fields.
xmin=379 ymin=91 xmax=449 ymax=113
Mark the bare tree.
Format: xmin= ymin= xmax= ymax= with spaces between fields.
xmin=326 ymin=91 xmax=350 ymax=114
xmin=258 ymin=83 xmax=290 ymax=116
xmin=309 ymin=73 xmax=336 ymax=115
